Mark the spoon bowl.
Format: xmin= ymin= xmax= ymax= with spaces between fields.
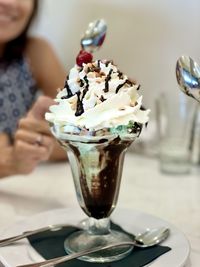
xmin=135 ymin=227 xmax=169 ymax=248
xmin=81 ymin=19 xmax=107 ymax=53
xmin=176 ymin=55 xmax=200 ymax=102
xmin=17 ymin=227 xmax=170 ymax=267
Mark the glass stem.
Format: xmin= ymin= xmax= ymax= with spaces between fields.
xmin=87 ymin=217 xmax=110 ymax=235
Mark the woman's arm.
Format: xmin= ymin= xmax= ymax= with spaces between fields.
xmin=25 ymin=37 xmax=66 ymax=98
xmin=25 ymin=38 xmax=67 ymax=160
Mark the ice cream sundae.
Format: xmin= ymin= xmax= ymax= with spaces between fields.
xmin=46 ymin=58 xmax=149 ymax=217
xmin=45 ymin=20 xmax=150 ymax=263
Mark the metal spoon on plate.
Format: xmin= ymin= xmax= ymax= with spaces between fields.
xmin=0 ymin=224 xmax=81 ymax=247
xmin=17 ymin=227 xmax=170 ymax=267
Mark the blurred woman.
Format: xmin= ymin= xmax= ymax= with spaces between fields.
xmin=0 ymin=0 xmax=66 ymax=178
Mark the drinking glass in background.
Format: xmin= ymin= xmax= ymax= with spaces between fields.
xmin=156 ymin=91 xmax=197 ymax=175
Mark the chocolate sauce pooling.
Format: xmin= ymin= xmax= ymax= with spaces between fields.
xmin=65 ymin=137 xmax=132 ymax=219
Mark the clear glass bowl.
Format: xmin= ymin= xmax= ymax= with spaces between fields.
xmin=51 ymin=123 xmax=140 ymax=263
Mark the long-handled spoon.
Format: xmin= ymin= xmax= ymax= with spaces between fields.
xmin=17 ymin=227 xmax=170 ymax=267
xmin=81 ymin=19 xmax=107 ymax=53
xmin=176 ymin=55 xmax=200 ymax=102
xmin=75 ymin=19 xmax=107 ymax=67
xmin=176 ymin=55 xmax=200 ymax=161
xmin=0 ymin=224 xmax=82 ymax=247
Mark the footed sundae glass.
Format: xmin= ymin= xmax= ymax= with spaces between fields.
xmin=51 ymin=122 xmax=141 ymax=263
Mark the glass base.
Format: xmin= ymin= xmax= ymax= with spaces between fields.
xmin=64 ymin=229 xmax=133 ymax=263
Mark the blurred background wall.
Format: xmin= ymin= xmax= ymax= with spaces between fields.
xmin=31 ymin=0 xmax=200 ymax=115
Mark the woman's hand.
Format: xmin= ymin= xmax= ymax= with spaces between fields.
xmin=24 ymin=95 xmax=66 ymax=162
xmin=12 ymin=132 xmax=55 ymax=174
xmin=14 ymin=117 xmax=55 ymax=162
xmin=13 ymin=95 xmax=66 ymax=176
xmin=0 ymin=96 xmax=66 ymax=178
xmin=10 ymin=96 xmax=56 ymax=174
xmin=0 ymin=133 xmax=10 ymax=148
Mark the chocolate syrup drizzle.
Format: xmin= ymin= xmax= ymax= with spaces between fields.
xmin=83 ymin=75 xmax=89 ymax=90
xmin=79 ymin=79 xmax=84 ymax=87
xmin=75 ymin=92 xmax=83 ymax=116
xmin=62 ymin=76 xmax=73 ymax=99
xmin=75 ymin=76 xmax=90 ymax=116
xmin=104 ymin=69 xmax=113 ymax=92
xmin=105 ymin=60 xmax=113 ymax=67
xmin=100 ymin=95 xmax=106 ymax=102
xmin=61 ymin=60 xmax=142 ymax=117
xmin=118 ymin=71 xmax=123 ymax=79
xmin=115 ymin=80 xmax=127 ymax=93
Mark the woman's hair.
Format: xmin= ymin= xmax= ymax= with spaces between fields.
xmin=4 ymin=0 xmax=39 ymax=61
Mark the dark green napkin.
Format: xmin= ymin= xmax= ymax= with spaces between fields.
xmin=28 ymin=222 xmax=171 ymax=267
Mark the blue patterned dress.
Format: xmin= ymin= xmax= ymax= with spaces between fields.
xmin=0 ymin=57 xmax=38 ymax=135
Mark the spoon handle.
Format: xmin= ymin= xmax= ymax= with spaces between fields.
xmin=17 ymin=241 xmax=134 ymax=267
xmin=0 ymin=224 xmax=79 ymax=247
xmin=0 ymin=228 xmax=50 ymax=247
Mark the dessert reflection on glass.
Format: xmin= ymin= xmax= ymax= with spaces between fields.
xmin=45 ymin=57 xmax=150 ymax=262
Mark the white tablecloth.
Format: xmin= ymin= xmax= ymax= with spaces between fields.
xmin=0 ymin=153 xmax=199 ymax=266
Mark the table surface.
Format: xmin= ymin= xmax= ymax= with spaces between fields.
xmin=0 ymin=153 xmax=199 ymax=266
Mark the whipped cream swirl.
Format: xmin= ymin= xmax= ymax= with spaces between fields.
xmin=45 ymin=60 xmax=150 ymax=131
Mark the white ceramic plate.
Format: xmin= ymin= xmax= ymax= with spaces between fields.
xmin=0 ymin=207 xmax=190 ymax=267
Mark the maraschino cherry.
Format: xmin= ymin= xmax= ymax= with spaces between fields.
xmin=76 ymin=50 xmax=93 ymax=67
